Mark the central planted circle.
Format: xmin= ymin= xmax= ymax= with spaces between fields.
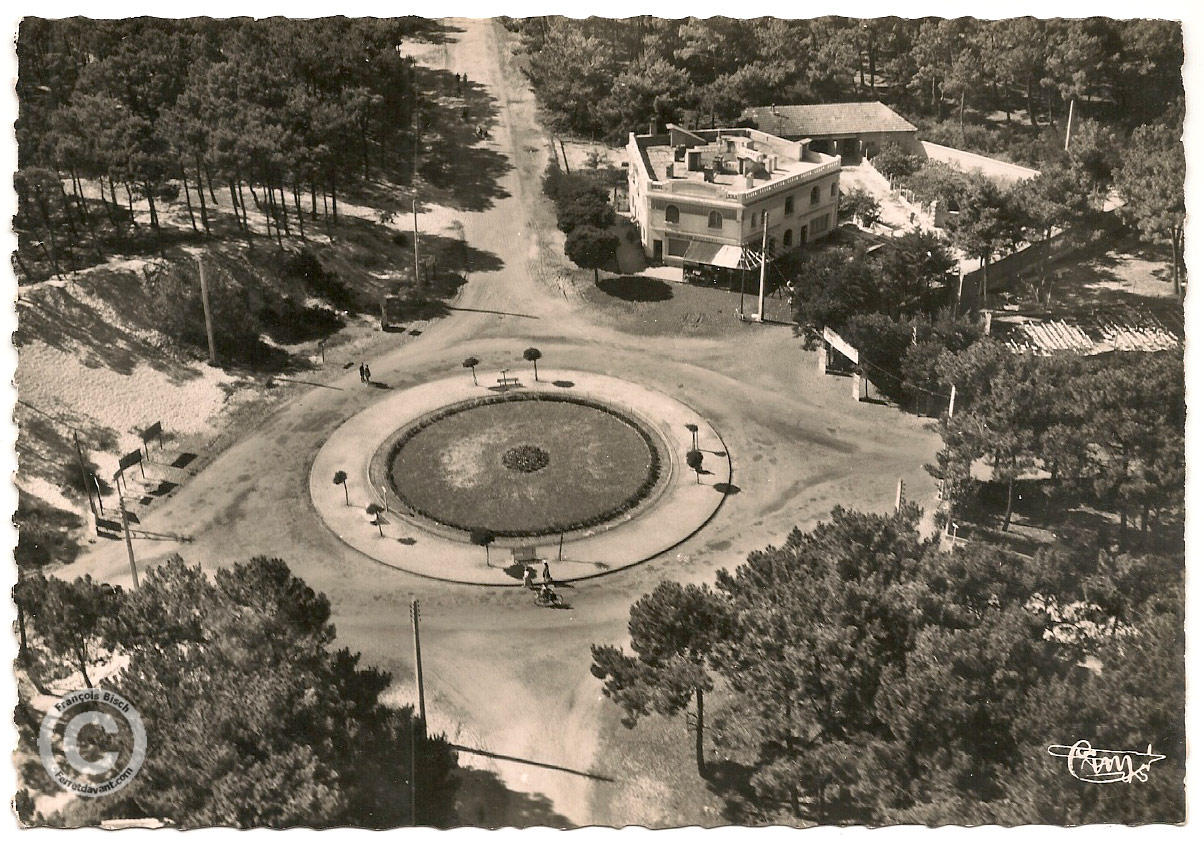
xmin=385 ymin=395 xmax=661 ymax=538
xmin=501 ymin=444 xmax=550 ymax=473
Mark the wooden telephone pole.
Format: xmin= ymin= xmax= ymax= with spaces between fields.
xmin=73 ymin=431 xmax=98 ymax=520
xmin=410 ymin=598 xmax=427 ymax=728
xmin=412 ymin=94 xmax=422 ymax=288
xmin=117 ymin=492 xmax=140 ymax=589
xmin=755 ymin=211 xmax=769 ymax=321
xmin=409 ymin=598 xmax=427 ymax=826
xmin=197 ymin=256 xmax=217 ymax=365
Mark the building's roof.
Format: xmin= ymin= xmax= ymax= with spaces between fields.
xmin=741 ymin=102 xmax=917 ymax=138
xmin=634 ymin=127 xmax=838 ymax=202
xmin=995 ymin=308 xmax=1182 ymax=356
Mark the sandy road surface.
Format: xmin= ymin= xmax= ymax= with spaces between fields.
xmin=58 ymin=19 xmax=941 ymax=826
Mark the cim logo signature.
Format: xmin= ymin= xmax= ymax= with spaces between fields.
xmin=1047 ymin=740 xmax=1165 ymax=785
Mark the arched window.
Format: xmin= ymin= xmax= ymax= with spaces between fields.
xmin=708 ymin=210 xmax=723 ymax=229
xmin=785 ymin=195 xmax=794 ymax=215
xmin=783 ymin=228 xmax=793 ymax=248
xmin=665 ymin=205 xmax=680 ymax=224
xmin=810 ymin=186 xmax=820 ymax=205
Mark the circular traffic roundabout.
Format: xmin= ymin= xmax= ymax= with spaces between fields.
xmin=380 ymin=393 xmax=664 ymax=537
xmin=308 ymin=367 xmax=731 ymax=585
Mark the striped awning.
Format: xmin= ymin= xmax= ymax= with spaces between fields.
xmin=682 ymin=241 xmax=765 ymax=270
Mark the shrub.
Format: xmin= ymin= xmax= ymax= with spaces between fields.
xmin=839 ymin=188 xmax=882 ymax=227
xmin=898 ymin=161 xmax=968 ymax=208
xmin=872 ymin=142 xmax=922 ymax=179
xmin=260 ymin=295 xmax=344 ymax=344
xmin=281 ymin=248 xmax=353 ymax=305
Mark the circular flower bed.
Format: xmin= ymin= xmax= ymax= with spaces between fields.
xmin=385 ymin=394 xmax=663 ymax=537
xmin=502 ymin=444 xmax=550 ymax=473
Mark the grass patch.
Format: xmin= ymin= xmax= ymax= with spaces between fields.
xmin=387 ymin=394 xmax=662 ymax=537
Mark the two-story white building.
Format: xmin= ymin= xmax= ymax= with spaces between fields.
xmin=626 ymin=125 xmax=841 ymax=275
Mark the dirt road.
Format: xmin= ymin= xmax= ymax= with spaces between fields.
xmin=59 ymin=19 xmax=942 ymax=826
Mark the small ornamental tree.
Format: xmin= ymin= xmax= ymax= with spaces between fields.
xmin=685 ymin=423 xmax=699 ymax=450
xmin=523 ymin=347 xmax=542 ymax=381
xmin=366 ymin=503 xmax=385 ymax=536
xmin=333 ymin=471 xmax=349 ymax=505
xmin=564 ymin=224 xmax=619 ymax=283
xmin=470 ymin=528 xmax=496 ymax=566
xmin=686 ymin=449 xmax=704 ymax=483
xmin=462 ymin=356 xmax=480 ymax=385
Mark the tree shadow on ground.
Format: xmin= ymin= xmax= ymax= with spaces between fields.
xmin=714 ymin=483 xmax=741 ymax=495
xmin=596 ymin=275 xmax=674 ymax=302
xmin=702 ymin=759 xmax=769 ymax=825
xmin=408 ymin=66 xmax=512 ymax=213
xmin=453 ymin=768 xmax=573 ymax=829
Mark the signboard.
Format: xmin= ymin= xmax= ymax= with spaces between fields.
xmin=118 ymin=449 xmax=144 ymax=472
xmin=381 ymin=295 xmax=407 ymax=330
xmin=823 ymin=326 xmax=860 ymax=365
xmin=141 ymin=421 xmax=162 ymax=444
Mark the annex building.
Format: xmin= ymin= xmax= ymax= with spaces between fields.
xmin=739 ymin=101 xmax=921 ymax=164
xmin=626 ymin=125 xmax=841 ymax=271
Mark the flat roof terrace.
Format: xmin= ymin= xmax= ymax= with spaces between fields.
xmin=637 ymin=129 xmax=839 ymax=204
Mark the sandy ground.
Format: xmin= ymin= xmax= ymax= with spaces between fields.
xmin=47 ymin=19 xmax=943 ymax=827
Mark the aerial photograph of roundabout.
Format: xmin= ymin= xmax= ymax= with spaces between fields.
xmin=312 ymin=370 xmax=728 ymax=584
xmin=29 ymin=14 xmax=1189 ymax=834
xmin=13 ymin=17 xmax=951 ymax=829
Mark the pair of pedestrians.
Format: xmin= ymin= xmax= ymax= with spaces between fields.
xmin=522 ymin=561 xmax=554 ymax=588
xmin=358 ymin=362 xmax=372 ymax=383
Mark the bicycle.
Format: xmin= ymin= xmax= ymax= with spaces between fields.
xmin=534 ymin=587 xmax=564 ymax=608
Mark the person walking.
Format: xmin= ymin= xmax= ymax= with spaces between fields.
xmin=522 ymin=566 xmax=535 ymax=590
xmin=359 ymin=362 xmax=366 ymax=383
xmin=542 ymin=560 xmax=552 ymax=583
xmin=364 ymin=363 xmax=372 ymax=384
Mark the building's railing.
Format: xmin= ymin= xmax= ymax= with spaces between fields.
xmin=643 ymin=157 xmax=840 ymax=204
xmin=729 ymin=159 xmax=840 ymax=201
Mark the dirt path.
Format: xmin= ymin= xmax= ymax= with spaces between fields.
xmin=56 ymin=19 xmax=943 ymax=827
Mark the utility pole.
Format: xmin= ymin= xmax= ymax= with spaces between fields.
xmin=1064 ymin=98 xmax=1075 ymax=151
xmin=895 ymin=478 xmax=905 ymax=512
xmin=117 ymin=492 xmax=140 ymax=589
xmin=755 ymin=211 xmax=768 ymax=322
xmin=197 ymin=256 xmax=217 ymax=365
xmin=73 ymin=431 xmax=98 ymax=521
xmin=948 ymin=384 xmax=957 ymax=418
xmin=738 ymin=265 xmax=746 ymax=318
xmin=410 ymin=599 xmax=426 ymax=730
xmin=409 ymin=717 xmax=418 ymax=826
xmin=92 ymin=474 xmax=105 ymax=515
xmin=413 ymin=95 xmax=422 ymax=289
